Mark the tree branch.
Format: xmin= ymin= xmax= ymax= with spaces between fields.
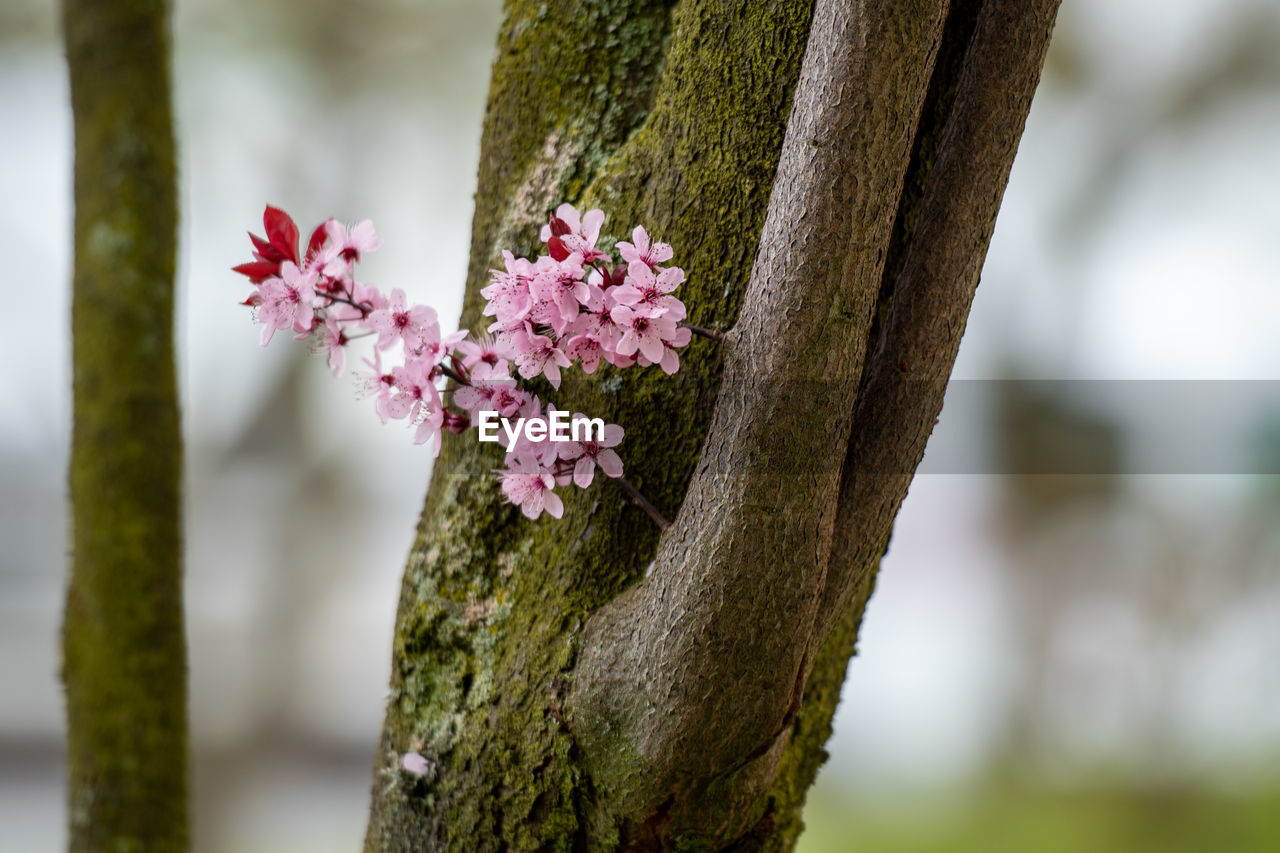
xmin=568 ymin=0 xmax=951 ymax=843
xmin=812 ymin=0 xmax=1062 ymax=649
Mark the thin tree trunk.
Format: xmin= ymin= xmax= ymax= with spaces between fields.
xmin=62 ymin=1 xmax=187 ymax=850
xmin=366 ymin=0 xmax=1058 ymax=849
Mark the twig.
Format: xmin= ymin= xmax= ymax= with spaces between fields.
xmin=439 ymin=364 xmax=470 ymax=386
xmin=615 ymin=476 xmax=671 ymax=529
xmin=680 ymin=322 xmax=725 ymax=342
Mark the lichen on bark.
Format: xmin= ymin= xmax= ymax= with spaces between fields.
xmin=62 ymin=0 xmax=187 ymax=850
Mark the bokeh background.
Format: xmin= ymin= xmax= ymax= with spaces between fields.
xmin=3 ymin=0 xmax=1279 ymax=850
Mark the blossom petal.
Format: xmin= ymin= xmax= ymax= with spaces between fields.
xmin=596 ymin=449 xmax=624 ymax=478
xmin=574 ymin=457 xmax=595 ymax=488
xmin=639 ymin=333 xmax=665 ymax=363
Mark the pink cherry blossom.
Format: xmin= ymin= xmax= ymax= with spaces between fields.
xmin=508 ymin=323 xmax=571 ymax=389
xmin=498 ymin=455 xmax=563 ymax=520
xmin=564 ymin=333 xmax=604 ymax=374
xmin=355 ymin=351 xmax=396 ymax=423
xmin=384 ymin=359 xmax=442 ymax=428
xmin=456 ymin=333 xmax=512 ymax=375
xmin=656 ymin=325 xmax=693 ymax=374
xmin=256 ymin=261 xmax=317 ymax=346
xmin=609 ymin=304 xmax=681 ymax=364
xmin=314 ymin=314 xmax=348 ymax=376
xmin=557 ymin=419 xmax=625 ymax=487
xmin=616 ymin=226 xmax=673 ymax=269
xmin=326 ymin=219 xmax=382 ymax=262
xmin=323 ymin=279 xmax=386 ymax=322
xmin=529 ymin=255 xmax=589 ymax=334
xmin=453 ymin=367 xmax=525 ymax=419
xmin=612 ymin=261 xmax=687 ymax=320
xmin=481 ymin=251 xmax=535 ymax=332
xmin=416 ymin=328 xmax=469 ymax=370
xmin=540 ymin=204 xmax=607 ymax=264
xmin=502 ymin=403 xmax=571 ymax=467
xmin=368 ymin=288 xmax=440 ymax=354
xmin=413 ymin=399 xmax=446 ymax=456
xmin=312 ymin=220 xmax=382 ymax=278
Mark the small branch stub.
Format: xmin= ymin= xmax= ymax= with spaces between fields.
xmin=681 ymin=322 xmax=726 ymax=342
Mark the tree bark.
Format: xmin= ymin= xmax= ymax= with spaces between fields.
xmin=62 ymin=0 xmax=187 ymax=850
xmin=366 ymin=0 xmax=1058 ymax=849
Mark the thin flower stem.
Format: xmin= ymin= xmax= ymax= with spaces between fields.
xmin=680 ymin=322 xmax=725 ymax=342
xmin=615 ymin=476 xmax=671 ymax=530
xmin=439 ymin=364 xmax=470 ymax=386
xmin=320 ymin=292 xmax=372 ymax=314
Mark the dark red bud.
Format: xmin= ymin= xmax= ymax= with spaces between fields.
xmin=548 ymin=215 xmax=571 ymax=238
xmin=443 ymin=410 xmax=470 ymax=434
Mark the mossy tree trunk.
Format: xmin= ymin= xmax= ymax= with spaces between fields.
xmin=62 ymin=0 xmax=187 ymax=850
xmin=365 ymin=0 xmax=1059 ymax=849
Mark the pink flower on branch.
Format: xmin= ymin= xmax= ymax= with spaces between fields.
xmin=508 ymin=323 xmax=571 ymax=389
xmin=557 ymin=419 xmax=625 ymax=488
xmin=609 ymin=304 xmax=682 ymax=364
xmin=616 ymin=226 xmax=673 ymax=269
xmin=612 ymin=261 xmax=687 ymax=320
xmin=540 ymin=203 xmax=607 ymax=264
xmin=367 ymin=288 xmax=441 ymax=355
xmin=498 ymin=455 xmax=564 ymax=520
xmin=323 ymin=219 xmax=382 ymax=267
xmin=456 ymin=333 xmax=513 ymax=375
xmin=232 ymin=203 xmax=700 ymax=528
xmin=256 ymin=261 xmax=317 ymax=346
xmin=481 ymin=251 xmax=535 ymax=332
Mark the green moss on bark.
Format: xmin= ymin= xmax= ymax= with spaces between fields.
xmin=62 ymin=0 xmax=186 ymax=850
xmin=366 ymin=1 xmax=817 ymax=849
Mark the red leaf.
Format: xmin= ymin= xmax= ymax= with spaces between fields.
xmin=547 ymin=235 xmax=570 ymax=262
xmin=249 ymin=232 xmax=287 ymax=264
xmin=306 ymin=222 xmax=328 ymax=261
xmin=233 ymin=260 xmax=280 ymax=282
xmin=263 ymin=205 xmax=300 ymax=264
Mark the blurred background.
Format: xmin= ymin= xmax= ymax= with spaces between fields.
xmin=2 ymin=0 xmax=1278 ymax=850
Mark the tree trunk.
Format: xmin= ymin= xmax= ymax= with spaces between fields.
xmin=365 ymin=0 xmax=1058 ymax=849
xmin=62 ymin=0 xmax=187 ymax=850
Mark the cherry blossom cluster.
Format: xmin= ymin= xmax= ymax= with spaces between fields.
xmin=232 ymin=204 xmax=687 ymax=522
xmin=482 ymin=203 xmax=692 ymax=382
